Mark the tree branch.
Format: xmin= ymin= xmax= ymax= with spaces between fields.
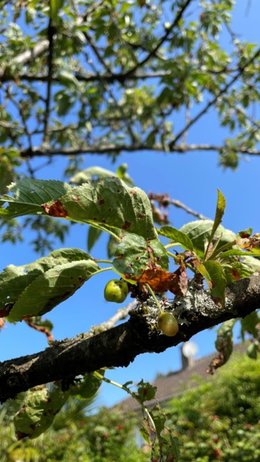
xmin=0 ymin=275 xmax=259 ymax=403
xmin=43 ymin=19 xmax=55 ymax=143
xmin=20 ymin=143 xmax=260 ymax=158
xmin=0 ymin=40 xmax=49 ymax=80
xmin=0 ymin=66 xmax=239 ymax=84
xmin=169 ymin=47 xmax=260 ymax=147
xmin=122 ymin=0 xmax=194 ymax=78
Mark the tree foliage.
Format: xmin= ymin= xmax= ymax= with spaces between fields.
xmin=0 ymin=353 xmax=259 ymax=462
xmin=0 ymin=0 xmax=259 ymax=459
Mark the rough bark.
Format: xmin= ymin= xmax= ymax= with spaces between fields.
xmin=0 ymin=274 xmax=259 ymax=403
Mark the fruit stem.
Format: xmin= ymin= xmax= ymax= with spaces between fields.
xmin=145 ymin=284 xmax=162 ymax=312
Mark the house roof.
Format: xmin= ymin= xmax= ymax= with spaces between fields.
xmin=116 ymin=343 xmax=247 ymax=413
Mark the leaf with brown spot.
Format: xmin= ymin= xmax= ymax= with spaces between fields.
xmin=113 ymin=233 xmax=168 ymax=280
xmin=137 ymin=265 xmax=187 ymax=295
xmin=42 ymin=200 xmax=67 ymax=217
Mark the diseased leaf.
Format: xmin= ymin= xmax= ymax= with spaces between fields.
xmin=207 ymin=319 xmax=236 ymax=374
xmin=138 ymin=267 xmax=182 ymax=295
xmin=180 ymin=219 xmax=235 ymax=253
xmin=0 ymin=248 xmax=92 ymax=318
xmin=48 ymin=177 xmax=156 ymax=239
xmin=7 ymin=259 xmax=99 ymax=322
xmin=112 ymin=233 xmax=168 ymax=280
xmin=14 ymin=385 xmax=68 ymax=439
xmin=14 ymin=371 xmax=102 ymax=439
xmin=0 ymin=178 xmax=71 ymax=218
xmin=158 ymin=226 xmax=194 ymax=251
xmin=1 ymin=177 xmax=156 ymax=240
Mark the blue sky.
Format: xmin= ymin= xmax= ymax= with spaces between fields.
xmin=1 ymin=0 xmax=260 ymax=407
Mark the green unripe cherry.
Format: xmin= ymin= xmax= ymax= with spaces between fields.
xmin=158 ymin=312 xmax=179 ymax=337
xmin=104 ymin=279 xmax=128 ymax=303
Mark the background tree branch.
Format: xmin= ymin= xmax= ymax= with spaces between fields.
xmin=0 ymin=274 xmax=259 ymax=403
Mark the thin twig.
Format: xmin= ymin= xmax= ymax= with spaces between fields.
xmin=169 ymin=47 xmax=260 ymax=148
xmin=43 ymin=17 xmax=55 ymax=143
xmin=122 ymin=0 xmax=193 ymax=78
xmin=91 ymin=301 xmax=137 ymax=334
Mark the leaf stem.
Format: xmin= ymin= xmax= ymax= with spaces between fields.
xmin=94 ymin=259 xmax=113 ymax=264
xmin=92 ymin=267 xmax=113 ymax=277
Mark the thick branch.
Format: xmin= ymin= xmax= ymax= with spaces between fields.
xmin=0 ymin=66 xmax=239 ymax=84
xmin=0 ymin=275 xmax=259 ymax=403
xmin=20 ymin=143 xmax=260 ymax=158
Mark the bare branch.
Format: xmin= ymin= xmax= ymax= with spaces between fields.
xmin=0 ymin=275 xmax=259 ymax=403
xmin=20 ymin=143 xmax=260 ymax=158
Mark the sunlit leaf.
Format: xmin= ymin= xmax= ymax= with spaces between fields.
xmin=0 ymin=248 xmax=98 ymax=321
xmin=204 ymin=260 xmax=227 ymax=303
xmin=7 ymin=259 xmax=99 ymax=322
xmin=158 ymin=225 xmax=194 ymax=251
xmin=180 ymin=219 xmax=235 ymax=253
xmin=112 ymin=233 xmax=168 ymax=280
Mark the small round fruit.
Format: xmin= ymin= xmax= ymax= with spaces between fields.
xmin=158 ymin=312 xmax=179 ymax=337
xmin=104 ymin=279 xmax=128 ymax=303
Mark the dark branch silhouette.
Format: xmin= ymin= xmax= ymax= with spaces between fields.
xmin=0 ymin=274 xmax=259 ymax=403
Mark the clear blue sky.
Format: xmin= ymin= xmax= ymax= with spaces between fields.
xmin=1 ymin=1 xmax=260 ymax=407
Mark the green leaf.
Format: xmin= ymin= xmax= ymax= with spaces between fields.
xmin=1 ymin=177 xmax=156 ymax=240
xmin=71 ymin=164 xmax=134 ymax=186
xmin=247 ymin=342 xmax=259 ymax=359
xmin=0 ymin=248 xmax=92 ymax=318
xmin=7 ymin=259 xmax=99 ymax=322
xmin=207 ymin=189 xmax=226 ymax=248
xmin=113 ymin=233 xmax=168 ymax=280
xmin=158 ymin=225 xmax=194 ymax=251
xmin=180 ymin=219 xmax=235 ymax=253
xmin=241 ymin=311 xmax=260 ymax=339
xmin=70 ymin=372 xmax=103 ymax=399
xmin=70 ymin=166 xmax=116 ymax=184
xmin=57 ymin=70 xmax=81 ymax=89
xmin=133 ymin=380 xmax=157 ymax=404
xmin=204 ymin=260 xmax=227 ymax=303
xmin=242 ymin=256 xmax=260 ymax=273
xmin=0 ymin=158 xmax=14 ymax=194
xmin=14 ymin=385 xmax=68 ymax=439
xmin=50 ymin=0 xmax=64 ymax=23
xmin=0 ymin=178 xmax=71 ymax=218
xmin=116 ymin=163 xmax=134 ymax=186
xmin=87 ymin=226 xmax=102 ymax=252
xmin=43 ymin=177 xmax=156 ymax=240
